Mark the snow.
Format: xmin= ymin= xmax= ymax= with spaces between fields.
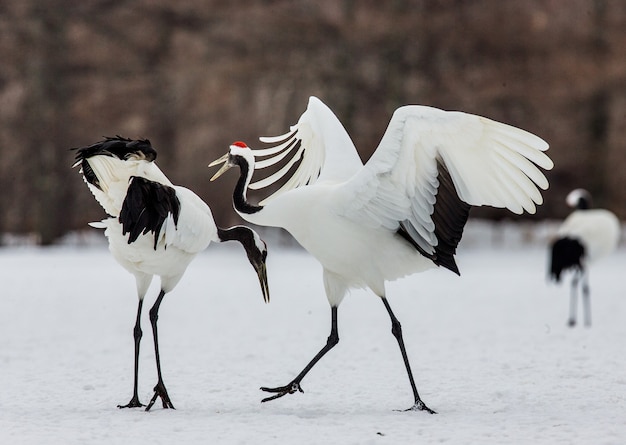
xmin=1 ymin=232 xmax=625 ymax=444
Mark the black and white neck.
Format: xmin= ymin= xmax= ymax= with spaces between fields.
xmin=217 ymin=225 xmax=269 ymax=303
xmin=217 ymin=225 xmax=265 ymax=254
xmin=230 ymin=151 xmax=264 ymax=216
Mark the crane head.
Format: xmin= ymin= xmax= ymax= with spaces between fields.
xmin=209 ymin=141 xmax=254 ymax=181
xmin=566 ymin=189 xmax=592 ymax=210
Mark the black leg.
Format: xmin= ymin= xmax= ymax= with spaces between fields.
xmin=145 ymin=290 xmax=175 ymax=411
xmin=260 ymin=306 xmax=339 ymax=402
xmin=582 ymin=271 xmax=591 ymax=327
xmin=382 ymin=297 xmax=435 ymax=414
xmin=118 ymin=299 xmax=145 ymax=408
xmin=568 ymin=272 xmax=580 ymax=327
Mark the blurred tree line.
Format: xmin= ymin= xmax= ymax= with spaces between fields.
xmin=0 ymin=0 xmax=625 ymax=244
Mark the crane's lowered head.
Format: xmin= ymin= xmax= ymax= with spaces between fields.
xmin=218 ymin=225 xmax=270 ymax=303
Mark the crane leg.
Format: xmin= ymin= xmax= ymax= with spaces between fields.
xmin=568 ymin=272 xmax=580 ymax=327
xmin=582 ymin=272 xmax=591 ymax=327
xmin=145 ymin=290 xmax=175 ymax=411
xmin=260 ymin=306 xmax=339 ymax=402
xmin=382 ymin=297 xmax=435 ymax=414
xmin=118 ymin=299 xmax=145 ymax=408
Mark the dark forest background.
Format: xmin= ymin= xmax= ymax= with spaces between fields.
xmin=1 ymin=0 xmax=625 ymax=244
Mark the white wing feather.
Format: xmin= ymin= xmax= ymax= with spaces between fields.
xmin=163 ymin=186 xmax=218 ymax=254
xmin=248 ymin=96 xmax=363 ymax=204
xmin=244 ymin=98 xmax=551 ymax=257
xmin=82 ymin=156 xmax=172 ymax=217
xmin=338 ymin=105 xmax=552 ymax=251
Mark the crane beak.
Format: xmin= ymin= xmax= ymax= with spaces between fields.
xmin=209 ymin=154 xmax=232 ymax=181
xmin=255 ymin=260 xmax=270 ymax=303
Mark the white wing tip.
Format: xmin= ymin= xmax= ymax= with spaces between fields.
xmin=524 ymin=203 xmax=538 ymax=215
xmin=543 ymin=155 xmax=554 ymax=170
xmin=259 ymin=131 xmax=292 ymax=144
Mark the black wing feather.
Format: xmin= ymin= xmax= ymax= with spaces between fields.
xmin=120 ymin=176 xmax=180 ymax=250
xmin=72 ymin=136 xmax=157 ymax=190
xmin=73 ymin=136 xmax=156 ymax=163
xmin=398 ymin=158 xmax=471 ymax=275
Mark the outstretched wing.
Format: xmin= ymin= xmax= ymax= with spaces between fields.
xmin=247 ymin=96 xmax=363 ymax=204
xmin=337 ymin=105 xmax=552 ymax=273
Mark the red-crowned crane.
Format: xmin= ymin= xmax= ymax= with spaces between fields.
xmin=73 ymin=136 xmax=269 ymax=411
xmin=210 ymin=96 xmax=552 ymax=413
xmin=548 ymin=188 xmax=620 ymax=327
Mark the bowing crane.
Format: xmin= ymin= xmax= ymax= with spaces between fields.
xmin=73 ymin=136 xmax=269 ymax=411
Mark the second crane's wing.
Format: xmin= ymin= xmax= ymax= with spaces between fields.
xmin=336 ymin=105 xmax=552 ymax=273
xmin=247 ymin=96 xmax=363 ymax=205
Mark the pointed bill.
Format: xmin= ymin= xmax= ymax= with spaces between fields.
xmin=256 ymin=261 xmax=270 ymax=303
xmin=209 ymin=154 xmax=232 ymax=181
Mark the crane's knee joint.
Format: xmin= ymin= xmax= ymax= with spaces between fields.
xmin=391 ymin=319 xmax=402 ymax=338
xmin=327 ymin=331 xmax=339 ymax=347
xmin=133 ymin=325 xmax=143 ymax=340
xmin=149 ymin=309 xmax=159 ymax=324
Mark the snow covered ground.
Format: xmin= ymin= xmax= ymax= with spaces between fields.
xmin=1 ymin=231 xmax=625 ymax=444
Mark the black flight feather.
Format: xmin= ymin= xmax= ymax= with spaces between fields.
xmin=72 ymin=136 xmax=157 ymax=190
xmin=397 ymin=158 xmax=471 ymax=275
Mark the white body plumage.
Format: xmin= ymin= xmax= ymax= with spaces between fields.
xmin=557 ymin=209 xmax=620 ymax=264
xmin=245 ymin=181 xmax=435 ymax=303
xmin=84 ymin=156 xmax=218 ymax=293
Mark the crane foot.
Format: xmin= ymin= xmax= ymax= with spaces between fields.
xmin=145 ymin=380 xmax=175 ymax=411
xmin=398 ymin=400 xmax=436 ymax=414
xmin=117 ymin=396 xmax=145 ymax=409
xmin=260 ymin=381 xmax=303 ymax=402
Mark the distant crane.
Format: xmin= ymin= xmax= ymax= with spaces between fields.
xmin=209 ymin=96 xmax=552 ymax=413
xmin=73 ymin=136 xmax=269 ymax=411
xmin=548 ymin=188 xmax=620 ymax=327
